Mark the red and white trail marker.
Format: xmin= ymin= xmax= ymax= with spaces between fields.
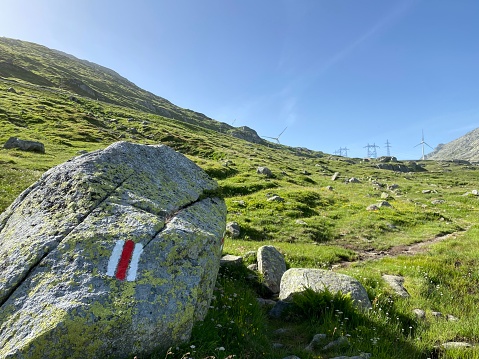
xmin=106 ymin=240 xmax=143 ymax=281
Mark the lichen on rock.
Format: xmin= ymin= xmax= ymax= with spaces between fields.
xmin=0 ymin=141 xmax=226 ymax=358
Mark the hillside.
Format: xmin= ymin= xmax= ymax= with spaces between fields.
xmin=2 ymin=38 xmax=479 ymax=358
xmin=427 ymin=127 xmax=479 ymax=162
xmin=0 ymin=37 xmax=264 ymax=143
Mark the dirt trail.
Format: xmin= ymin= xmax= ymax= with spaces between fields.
xmin=338 ymin=230 xmax=466 ymax=268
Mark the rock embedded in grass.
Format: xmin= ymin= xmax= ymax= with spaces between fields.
xmin=0 ymin=141 xmax=226 ymax=359
xmin=279 ymin=268 xmax=372 ymax=310
xmin=257 ymin=245 xmax=287 ymax=294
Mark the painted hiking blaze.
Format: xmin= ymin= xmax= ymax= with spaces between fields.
xmin=106 ymin=239 xmax=143 ymax=281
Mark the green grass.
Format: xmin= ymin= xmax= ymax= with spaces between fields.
xmin=2 ymin=39 xmax=479 ymax=358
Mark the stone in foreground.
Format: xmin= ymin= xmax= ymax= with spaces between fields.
xmin=0 ymin=142 xmax=226 ymax=359
xmin=257 ymin=245 xmax=286 ymax=294
xmin=279 ymin=268 xmax=372 ymax=310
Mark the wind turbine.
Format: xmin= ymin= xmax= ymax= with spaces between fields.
xmin=414 ymin=130 xmax=433 ymax=160
xmin=262 ymin=126 xmax=288 ymax=144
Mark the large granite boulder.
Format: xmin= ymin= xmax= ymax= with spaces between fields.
xmin=279 ymin=268 xmax=372 ymax=310
xmin=0 ymin=142 xmax=226 ymax=358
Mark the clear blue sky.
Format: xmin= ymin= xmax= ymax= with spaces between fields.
xmin=1 ymin=0 xmax=478 ymax=159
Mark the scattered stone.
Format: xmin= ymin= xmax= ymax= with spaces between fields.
xmin=282 ymin=356 xmax=301 ymax=359
xmin=441 ymin=342 xmax=472 ymax=349
xmin=382 ymin=275 xmax=409 ymax=298
xmin=7 ymin=87 xmax=17 ymax=93
xmin=412 ymin=309 xmax=426 ymax=319
xmin=330 ymin=354 xmax=371 ymax=359
xmin=220 ymin=255 xmax=243 ymax=267
xmin=226 ymin=221 xmax=241 ymax=238
xmin=301 ymin=170 xmax=311 ymax=175
xmin=432 ymin=311 xmax=443 ymax=318
xmin=446 ymin=314 xmax=459 ymax=321
xmin=279 ymin=268 xmax=372 ymax=310
xmin=4 ymin=137 xmax=45 ymax=153
xmin=388 ymin=183 xmax=399 ymax=190
xmin=247 ymin=263 xmax=258 ymax=271
xmin=378 ymin=201 xmax=392 ymax=208
xmin=322 ymin=336 xmax=349 ymax=351
xmin=366 ymin=204 xmax=379 ymax=211
xmin=272 ymin=343 xmax=284 ymax=349
xmin=325 ymin=185 xmax=334 ymax=191
xmin=269 ymin=300 xmax=293 ymax=319
xmin=381 ymin=192 xmax=390 ymax=199
xmin=257 ymin=298 xmax=276 ymax=306
xmin=304 ymin=333 xmax=327 ymax=352
xmin=257 ymin=166 xmax=273 ymax=177
xmin=472 ymin=189 xmax=479 ymax=195
xmin=349 ymin=177 xmax=361 ymax=183
xmin=431 ymin=199 xmax=446 ymax=205
xmin=0 ymin=142 xmax=226 ymax=358
xmin=331 ymin=172 xmax=340 ymax=181
xmin=274 ymin=328 xmax=290 ymax=335
xmin=422 ymin=189 xmax=432 ymax=194
xmin=268 ymin=195 xmax=284 ymax=202
xmin=258 ymin=245 xmax=287 ymax=294
xmin=295 ymin=219 xmax=307 ymax=225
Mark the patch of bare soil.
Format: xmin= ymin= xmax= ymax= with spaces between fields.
xmin=338 ymin=230 xmax=466 ymax=268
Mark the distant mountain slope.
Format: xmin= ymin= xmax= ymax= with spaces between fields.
xmin=0 ymin=37 xmax=264 ymax=144
xmin=427 ymin=128 xmax=479 ymax=162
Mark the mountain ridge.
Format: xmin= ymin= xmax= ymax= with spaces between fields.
xmin=427 ymin=127 xmax=479 ymax=162
xmin=0 ymin=37 xmax=267 ymax=145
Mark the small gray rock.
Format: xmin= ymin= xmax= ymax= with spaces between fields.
xmin=446 ymin=314 xmax=459 ymax=321
xmin=441 ymin=342 xmax=472 ymax=349
xmin=378 ymin=201 xmax=392 ymax=208
xmin=331 ymin=172 xmax=340 ymax=181
xmin=304 ymin=333 xmax=327 ymax=352
xmin=366 ymin=204 xmax=379 ymax=211
xmin=226 ymin=221 xmax=241 ymax=238
xmin=268 ymin=195 xmax=284 ymax=202
xmin=349 ymin=177 xmax=361 ymax=183
xmin=382 ymin=275 xmax=409 ymax=298
xmin=220 ymin=255 xmax=243 ymax=266
xmin=413 ymin=309 xmax=426 ymax=319
xmin=257 ymin=166 xmax=273 ymax=177
xmin=323 ymin=336 xmax=349 ymax=351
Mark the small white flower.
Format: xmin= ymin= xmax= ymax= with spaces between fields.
xmin=190 ymin=345 xmax=196 ymax=349
xmin=216 ymin=346 xmax=225 ymax=351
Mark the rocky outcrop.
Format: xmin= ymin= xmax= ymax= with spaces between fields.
xmin=427 ymin=127 xmax=479 ymax=162
xmin=228 ymin=126 xmax=265 ymax=144
xmin=279 ymin=268 xmax=372 ymax=310
xmin=4 ymin=137 xmax=45 ymax=153
xmin=0 ymin=142 xmax=226 ymax=358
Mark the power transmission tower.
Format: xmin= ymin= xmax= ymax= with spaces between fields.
xmin=414 ymin=130 xmax=433 ymax=160
xmin=340 ymin=147 xmax=349 ymax=157
xmin=364 ymin=143 xmax=380 ymax=158
xmin=385 ymin=140 xmax=392 ymax=156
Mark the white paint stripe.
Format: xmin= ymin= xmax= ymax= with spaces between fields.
xmin=126 ymin=243 xmax=144 ymax=282
xmin=106 ymin=240 xmax=125 ymax=277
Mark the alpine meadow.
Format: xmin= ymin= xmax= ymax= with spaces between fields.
xmin=2 ymin=37 xmax=479 ymax=359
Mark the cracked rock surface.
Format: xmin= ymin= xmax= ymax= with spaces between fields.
xmin=0 ymin=142 xmax=226 ymax=359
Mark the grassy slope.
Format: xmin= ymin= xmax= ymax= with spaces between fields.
xmin=1 ymin=40 xmax=479 ymax=358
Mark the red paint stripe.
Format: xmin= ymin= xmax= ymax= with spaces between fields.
xmin=116 ymin=240 xmax=135 ymax=280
